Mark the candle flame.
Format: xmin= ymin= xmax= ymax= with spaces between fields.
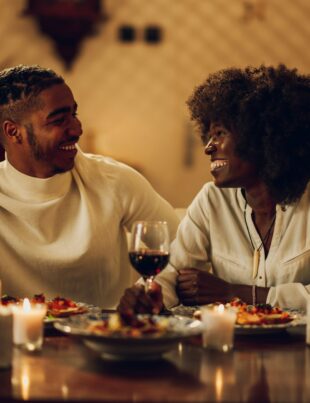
xmin=218 ymin=304 xmax=225 ymax=314
xmin=22 ymin=298 xmax=31 ymax=313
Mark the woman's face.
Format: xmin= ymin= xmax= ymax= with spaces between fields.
xmin=204 ymin=122 xmax=260 ymax=189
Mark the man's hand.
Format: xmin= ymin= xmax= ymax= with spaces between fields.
xmin=117 ymin=282 xmax=164 ymax=315
xmin=176 ymin=268 xmax=232 ymax=305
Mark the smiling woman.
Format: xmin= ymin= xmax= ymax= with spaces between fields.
xmin=188 ymin=65 xmax=310 ymax=205
xmin=204 ymin=122 xmax=259 ymax=189
xmin=118 ymin=64 xmax=310 ymax=315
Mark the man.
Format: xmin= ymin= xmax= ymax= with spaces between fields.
xmin=0 ymin=64 xmax=179 ymax=308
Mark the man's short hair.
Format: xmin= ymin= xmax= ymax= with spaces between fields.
xmin=0 ymin=65 xmax=64 ymax=140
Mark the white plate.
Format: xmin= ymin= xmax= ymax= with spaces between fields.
xmin=170 ymin=305 xmax=199 ymax=318
xmin=54 ymin=314 xmax=203 ymax=360
xmin=170 ymin=305 xmax=305 ymax=335
xmin=44 ymin=303 xmax=101 ymax=327
xmin=235 ymin=316 xmax=306 ymax=335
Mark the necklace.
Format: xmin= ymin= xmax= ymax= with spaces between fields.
xmin=243 ymin=203 xmax=276 ymax=305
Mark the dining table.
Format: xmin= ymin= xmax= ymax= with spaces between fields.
xmin=0 ymin=314 xmax=309 ymax=403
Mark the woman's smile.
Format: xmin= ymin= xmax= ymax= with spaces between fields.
xmin=210 ymin=159 xmax=228 ymax=173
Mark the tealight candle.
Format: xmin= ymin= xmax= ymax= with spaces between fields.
xmin=0 ymin=304 xmax=13 ymax=369
xmin=12 ymin=298 xmax=47 ymax=351
xmin=201 ymin=304 xmax=237 ymax=352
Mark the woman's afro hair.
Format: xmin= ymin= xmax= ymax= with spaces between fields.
xmin=187 ymin=64 xmax=310 ymax=204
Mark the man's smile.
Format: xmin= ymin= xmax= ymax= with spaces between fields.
xmin=58 ymin=142 xmax=78 ymax=152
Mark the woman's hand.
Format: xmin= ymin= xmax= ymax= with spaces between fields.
xmin=117 ymin=282 xmax=164 ymax=315
xmin=176 ymin=268 xmax=233 ymax=305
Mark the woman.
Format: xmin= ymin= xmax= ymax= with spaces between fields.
xmin=119 ymin=64 xmax=310 ymax=313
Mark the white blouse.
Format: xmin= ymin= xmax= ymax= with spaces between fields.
xmin=157 ymin=182 xmax=310 ymax=311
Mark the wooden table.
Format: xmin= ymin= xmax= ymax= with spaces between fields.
xmin=0 ymin=325 xmax=309 ymax=402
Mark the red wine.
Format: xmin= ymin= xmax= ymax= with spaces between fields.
xmin=129 ymin=250 xmax=169 ymax=278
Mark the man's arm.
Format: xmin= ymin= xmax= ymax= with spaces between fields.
xmin=117 ymin=164 xmax=180 ymax=239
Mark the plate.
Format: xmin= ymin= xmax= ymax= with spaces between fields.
xmin=235 ymin=316 xmax=306 ymax=335
xmin=54 ymin=314 xmax=203 ymax=361
xmin=170 ymin=305 xmax=305 ymax=335
xmin=170 ymin=304 xmax=200 ymax=318
xmin=44 ymin=303 xmax=101 ymax=328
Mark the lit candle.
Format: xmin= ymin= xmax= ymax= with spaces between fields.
xmin=0 ymin=304 xmax=13 ymax=368
xmin=13 ymin=298 xmax=47 ymax=351
xmin=201 ymin=304 xmax=237 ymax=352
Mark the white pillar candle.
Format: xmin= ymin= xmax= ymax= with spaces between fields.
xmin=0 ymin=305 xmax=13 ymax=368
xmin=13 ymin=298 xmax=47 ymax=351
xmin=201 ymin=304 xmax=237 ymax=352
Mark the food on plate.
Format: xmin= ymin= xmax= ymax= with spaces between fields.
xmin=47 ymin=296 xmax=88 ymax=317
xmin=1 ymin=295 xmax=21 ymax=305
xmin=87 ymin=312 xmax=169 ymax=337
xmin=230 ymin=298 xmax=294 ymax=325
xmin=193 ymin=297 xmax=294 ymax=326
xmin=32 ymin=293 xmax=46 ymax=304
xmin=1 ymin=293 xmax=88 ymax=318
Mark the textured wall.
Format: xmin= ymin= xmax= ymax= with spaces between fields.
xmin=0 ymin=0 xmax=309 ymax=207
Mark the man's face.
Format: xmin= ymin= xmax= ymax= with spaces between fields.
xmin=204 ymin=122 xmax=259 ymax=189
xmin=13 ymin=83 xmax=82 ymax=177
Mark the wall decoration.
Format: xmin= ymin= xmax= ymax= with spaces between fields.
xmin=242 ymin=0 xmax=267 ymax=22
xmin=24 ymin=0 xmax=106 ymax=69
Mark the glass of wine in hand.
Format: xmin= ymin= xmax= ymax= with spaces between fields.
xmin=129 ymin=221 xmax=170 ymax=291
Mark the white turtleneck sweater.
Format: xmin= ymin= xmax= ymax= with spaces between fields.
xmin=0 ymin=149 xmax=179 ymax=308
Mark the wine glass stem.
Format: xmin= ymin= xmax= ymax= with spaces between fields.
xmin=145 ymin=276 xmax=154 ymax=292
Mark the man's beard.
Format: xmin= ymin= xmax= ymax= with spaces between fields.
xmin=25 ymin=123 xmax=46 ymax=160
xmin=25 ymin=123 xmax=76 ymax=175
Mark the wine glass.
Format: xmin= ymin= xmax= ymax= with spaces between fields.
xmin=129 ymin=221 xmax=170 ymax=291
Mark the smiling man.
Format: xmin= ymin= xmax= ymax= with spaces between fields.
xmin=3 ymin=78 xmax=82 ymax=177
xmin=0 ymin=65 xmax=179 ymax=308
xmin=118 ymin=64 xmax=310 ymax=314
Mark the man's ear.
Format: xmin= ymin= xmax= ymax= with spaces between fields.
xmin=3 ymin=120 xmax=22 ymax=143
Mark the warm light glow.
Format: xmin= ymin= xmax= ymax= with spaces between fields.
xmin=178 ymin=342 xmax=183 ymax=355
xmin=21 ymin=366 xmax=30 ymax=400
xmin=215 ymin=367 xmax=223 ymax=401
xmin=61 ymin=385 xmax=69 ymax=399
xmin=217 ymin=304 xmax=225 ymax=314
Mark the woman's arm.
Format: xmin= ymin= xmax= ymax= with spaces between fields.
xmin=176 ymin=268 xmax=269 ymax=305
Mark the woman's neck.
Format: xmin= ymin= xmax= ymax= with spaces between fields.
xmin=243 ymin=184 xmax=277 ymax=254
xmin=243 ymin=184 xmax=276 ymax=218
